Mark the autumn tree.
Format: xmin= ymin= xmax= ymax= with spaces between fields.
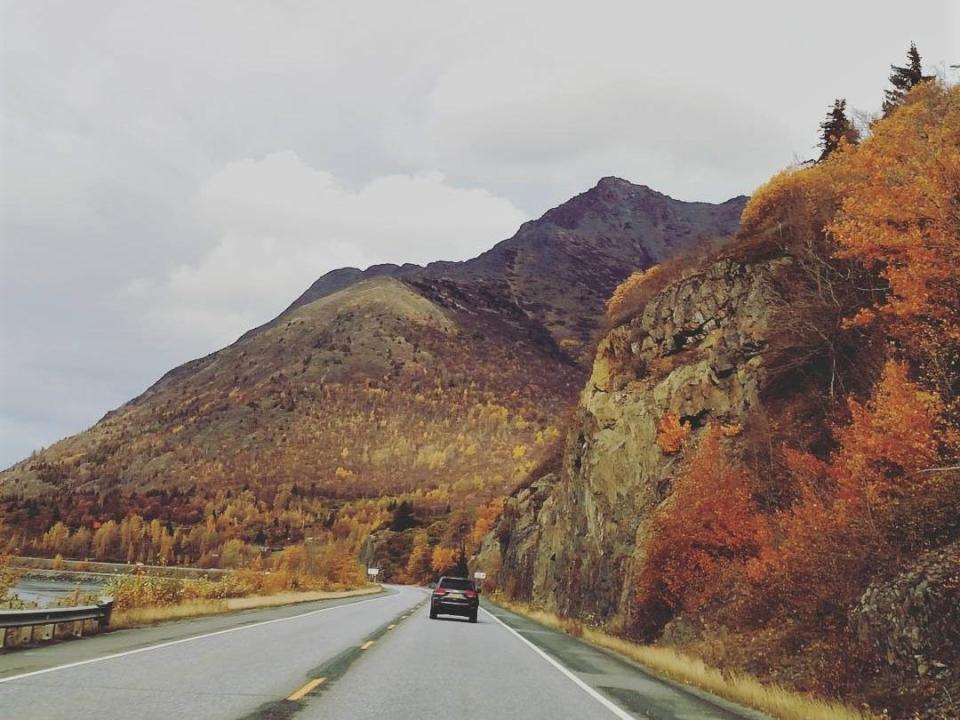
xmin=404 ymin=531 xmax=434 ymax=583
xmin=606 ymin=266 xmax=662 ymax=322
xmin=743 ymin=360 xmax=950 ymax=630
xmin=92 ymin=520 xmax=119 ymax=560
xmin=219 ymin=538 xmax=253 ymax=568
xmin=430 ymin=546 xmax=458 ymax=575
xmin=42 ymin=521 xmax=70 ymax=555
xmin=70 ymin=526 xmax=92 ymax=558
xmin=882 ymin=42 xmax=925 ymax=114
xmin=470 ymin=497 xmax=505 ymax=550
xmin=830 ymin=82 xmax=960 ymax=413
xmin=817 ymin=98 xmax=858 ymax=161
xmin=632 ymin=426 xmax=768 ymax=637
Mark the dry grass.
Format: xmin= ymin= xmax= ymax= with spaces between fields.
xmin=493 ymin=597 xmax=878 ymax=720
xmin=110 ymin=585 xmax=382 ymax=629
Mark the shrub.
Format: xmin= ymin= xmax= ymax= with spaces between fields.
xmin=632 ymin=426 xmax=769 ymax=637
xmin=0 ymin=555 xmax=22 ymax=602
xmin=655 ymin=414 xmax=691 ymax=454
xmin=742 ymin=360 xmax=950 ymax=631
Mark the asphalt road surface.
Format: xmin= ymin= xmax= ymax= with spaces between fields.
xmin=0 ymin=586 xmax=769 ymax=720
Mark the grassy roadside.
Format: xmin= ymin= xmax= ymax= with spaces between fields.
xmin=110 ymin=585 xmax=383 ymax=629
xmin=490 ymin=596 xmax=877 ymax=720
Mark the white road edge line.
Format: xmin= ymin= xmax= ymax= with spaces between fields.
xmin=0 ymin=591 xmax=401 ymax=685
xmin=482 ymin=607 xmax=638 ymax=720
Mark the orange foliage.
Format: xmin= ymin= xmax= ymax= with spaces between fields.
xmin=833 ymin=360 xmax=941 ymax=497
xmin=635 ymin=426 xmax=768 ymax=622
xmin=830 ymin=83 xmax=960 ymax=341
xmin=744 ymin=360 xmax=947 ymax=627
xmin=403 ymin=531 xmax=434 ymax=584
xmin=655 ymin=413 xmax=691 ymax=454
xmin=470 ymin=497 xmax=505 ymax=549
xmin=430 ymin=546 xmax=458 ymax=573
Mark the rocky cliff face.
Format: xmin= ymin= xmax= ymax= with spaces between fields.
xmin=478 ymin=256 xmax=789 ymax=623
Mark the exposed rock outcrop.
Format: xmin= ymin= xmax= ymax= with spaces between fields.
xmin=479 ymin=257 xmax=788 ymax=623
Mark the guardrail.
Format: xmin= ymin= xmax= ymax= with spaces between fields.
xmin=0 ymin=599 xmax=113 ymax=648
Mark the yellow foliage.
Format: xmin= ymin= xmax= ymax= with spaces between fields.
xmin=0 ymin=554 xmax=22 ymax=601
xmin=606 ymin=266 xmax=662 ymax=318
xmin=720 ymin=422 xmax=743 ymax=438
xmin=430 ymin=546 xmax=458 ymax=573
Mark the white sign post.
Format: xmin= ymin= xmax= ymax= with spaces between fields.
xmin=473 ymin=571 xmax=486 ymax=580
xmin=367 ymin=567 xmax=380 ymax=581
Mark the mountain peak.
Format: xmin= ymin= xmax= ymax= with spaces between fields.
xmin=592 ymin=176 xmax=661 ymax=195
xmin=595 ymin=175 xmax=633 ymax=188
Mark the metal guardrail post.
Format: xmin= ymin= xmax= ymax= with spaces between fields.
xmin=97 ymin=599 xmax=114 ymax=629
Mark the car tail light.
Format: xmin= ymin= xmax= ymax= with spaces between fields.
xmin=433 ymin=588 xmax=446 ymax=595
xmin=464 ymin=590 xmax=477 ymax=598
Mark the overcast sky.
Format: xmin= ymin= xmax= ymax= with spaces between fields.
xmin=1 ymin=1 xmax=957 ymax=467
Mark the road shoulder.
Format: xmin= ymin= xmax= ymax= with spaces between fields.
xmin=0 ymin=586 xmax=391 ymax=681
xmin=484 ymin=602 xmax=771 ymax=720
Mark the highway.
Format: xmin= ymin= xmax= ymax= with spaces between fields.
xmin=0 ymin=586 xmax=768 ymax=719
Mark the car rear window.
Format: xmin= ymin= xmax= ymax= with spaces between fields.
xmin=438 ymin=577 xmax=475 ymax=590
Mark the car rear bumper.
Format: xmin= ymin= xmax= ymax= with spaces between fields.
xmin=431 ymin=599 xmax=478 ymax=616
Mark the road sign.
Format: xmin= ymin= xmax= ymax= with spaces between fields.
xmin=473 ymin=571 xmax=486 ymax=580
xmin=367 ymin=568 xmax=380 ymax=577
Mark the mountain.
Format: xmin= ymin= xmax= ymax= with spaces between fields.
xmin=249 ymin=177 xmax=747 ymax=362
xmin=1 ymin=178 xmax=744 ymax=507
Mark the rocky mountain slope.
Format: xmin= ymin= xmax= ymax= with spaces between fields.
xmin=250 ymin=177 xmax=746 ymax=362
xmin=0 ymin=180 xmax=745 ymax=524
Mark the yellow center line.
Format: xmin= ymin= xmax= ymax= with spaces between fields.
xmin=360 ymin=640 xmax=375 ymax=650
xmin=287 ymin=677 xmax=326 ymax=701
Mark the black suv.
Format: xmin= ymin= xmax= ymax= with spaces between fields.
xmin=429 ymin=576 xmax=479 ymax=622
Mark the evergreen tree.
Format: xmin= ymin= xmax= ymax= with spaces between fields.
xmin=389 ymin=500 xmax=418 ymax=531
xmin=882 ymin=42 xmax=925 ymax=115
xmin=818 ymin=99 xmax=859 ymax=161
xmin=453 ymin=545 xmax=469 ymax=578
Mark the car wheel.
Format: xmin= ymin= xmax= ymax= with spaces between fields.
xmin=429 ymin=608 xmax=437 ymax=619
xmin=469 ymin=611 xmax=478 ymax=623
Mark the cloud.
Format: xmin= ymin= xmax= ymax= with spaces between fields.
xmin=2 ymin=0 xmax=958 ymax=466
xmin=127 ymin=151 xmax=527 ymax=348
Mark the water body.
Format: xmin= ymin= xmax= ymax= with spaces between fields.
xmin=9 ymin=578 xmax=107 ymax=607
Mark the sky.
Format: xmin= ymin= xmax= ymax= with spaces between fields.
xmin=1 ymin=1 xmax=958 ymax=467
